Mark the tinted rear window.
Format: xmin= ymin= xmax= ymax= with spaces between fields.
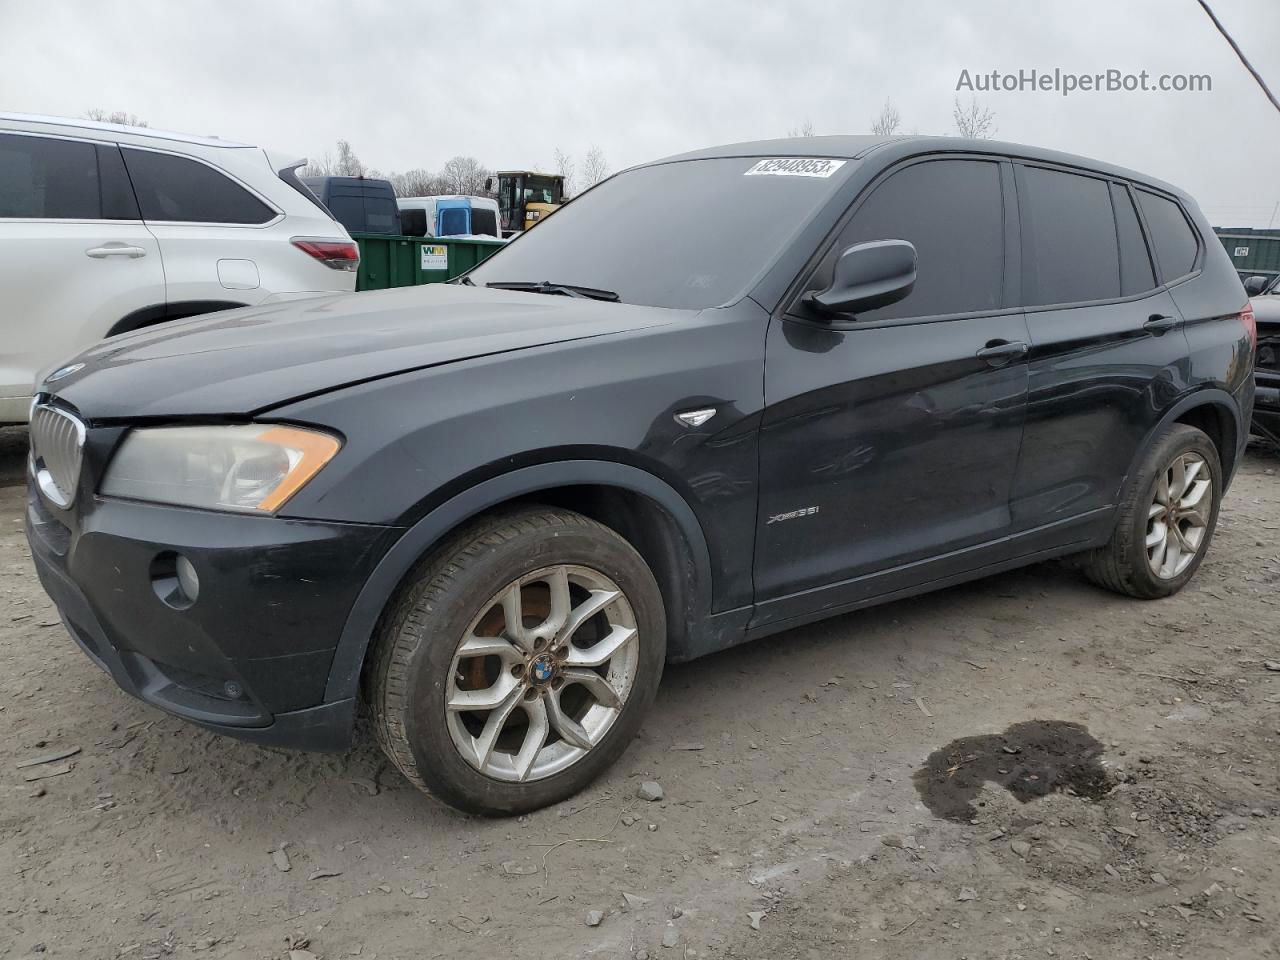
xmin=1136 ymin=189 xmax=1199 ymax=281
xmin=1019 ymin=166 xmax=1119 ymax=306
xmin=364 ymin=196 xmax=399 ymax=234
xmin=122 ymin=148 xmax=275 ymax=224
xmin=471 ymin=207 xmax=498 ymax=237
xmin=439 ymin=207 xmax=468 ymax=235
xmin=471 ymin=157 xmax=846 ymax=309
xmin=0 ymin=133 xmax=100 ymax=218
xmin=1111 ymin=183 xmax=1156 ymax=296
xmin=825 ymin=158 xmax=1005 ymax=320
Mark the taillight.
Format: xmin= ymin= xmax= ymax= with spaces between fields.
xmin=291 ymin=238 xmax=360 ymax=272
xmin=1242 ymin=302 xmax=1257 ymax=351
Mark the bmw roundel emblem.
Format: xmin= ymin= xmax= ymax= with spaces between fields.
xmin=532 ymin=656 xmax=555 ymax=682
xmin=45 ymin=362 xmax=84 ymax=384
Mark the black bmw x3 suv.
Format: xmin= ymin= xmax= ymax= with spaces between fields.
xmin=27 ymin=136 xmax=1254 ymax=815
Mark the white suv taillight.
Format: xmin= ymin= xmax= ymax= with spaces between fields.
xmin=291 ymin=237 xmax=360 ymax=271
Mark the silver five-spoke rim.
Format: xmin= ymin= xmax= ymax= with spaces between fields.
xmin=445 ymin=564 xmax=640 ymax=783
xmin=1146 ymin=452 xmax=1212 ymax=580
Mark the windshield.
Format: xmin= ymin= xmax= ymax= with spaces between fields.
xmin=470 ymin=157 xmax=850 ymax=309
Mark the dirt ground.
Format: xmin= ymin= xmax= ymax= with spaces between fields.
xmin=2 ymin=432 xmax=1279 ymax=960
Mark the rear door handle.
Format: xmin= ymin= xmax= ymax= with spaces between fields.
xmin=86 ymin=244 xmax=147 ymax=259
xmin=1143 ymin=314 xmax=1181 ymax=334
xmin=976 ymin=340 xmax=1029 ymax=366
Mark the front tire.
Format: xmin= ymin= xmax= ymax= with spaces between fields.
xmin=365 ymin=506 xmax=666 ymax=816
xmin=1083 ymin=424 xmax=1222 ymax=599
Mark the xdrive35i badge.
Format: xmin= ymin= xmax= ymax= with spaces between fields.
xmin=766 ymin=506 xmax=820 ymax=524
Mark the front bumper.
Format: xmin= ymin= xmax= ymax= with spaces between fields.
xmin=26 ymin=484 xmax=397 ymax=750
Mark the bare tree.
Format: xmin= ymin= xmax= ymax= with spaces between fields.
xmin=84 ymin=108 xmax=148 ymax=127
xmin=580 ymin=146 xmax=609 ymax=188
xmin=787 ymin=120 xmax=816 ymax=138
xmin=553 ymin=148 xmax=576 ymax=196
xmin=390 ymin=168 xmax=448 ymax=197
xmin=441 ymin=155 xmax=490 ymax=195
xmin=870 ymin=99 xmax=901 ymax=136
xmin=334 ymin=140 xmax=365 ymax=177
xmin=298 ymin=150 xmax=334 ymax=178
xmin=953 ymin=96 xmax=997 ymax=139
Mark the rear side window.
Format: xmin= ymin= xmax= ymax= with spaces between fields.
xmin=826 ymin=158 xmax=1005 ymax=320
xmin=325 ymin=194 xmax=366 ymax=232
xmin=1018 ymin=166 xmax=1119 ymax=306
xmin=122 ymin=148 xmax=275 ymax=224
xmin=1111 ymin=183 xmax=1156 ymax=296
xmin=0 ymin=133 xmax=100 ymax=218
xmin=471 ymin=207 xmax=498 ymax=237
xmin=364 ymin=195 xmax=399 ymax=234
xmin=1136 ymin=189 xmax=1199 ymax=281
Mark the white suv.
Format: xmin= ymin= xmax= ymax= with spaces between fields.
xmin=0 ymin=113 xmax=359 ymax=423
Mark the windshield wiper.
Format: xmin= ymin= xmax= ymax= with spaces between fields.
xmin=485 ymin=280 xmax=620 ymax=302
xmin=453 ymin=275 xmax=475 ymax=286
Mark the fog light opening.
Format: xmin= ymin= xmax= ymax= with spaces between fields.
xmin=150 ymin=551 xmax=199 ymax=609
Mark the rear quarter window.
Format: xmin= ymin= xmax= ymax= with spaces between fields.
xmin=122 ymin=148 xmax=275 ymax=225
xmin=1111 ymin=183 xmax=1156 ymax=296
xmin=1136 ymin=189 xmax=1199 ymax=282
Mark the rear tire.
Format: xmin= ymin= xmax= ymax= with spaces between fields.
xmin=365 ymin=506 xmax=665 ymax=816
xmin=1083 ymin=424 xmax=1221 ymax=599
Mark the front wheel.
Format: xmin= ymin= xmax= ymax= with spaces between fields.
xmin=365 ymin=507 xmax=666 ymax=816
xmin=1083 ymin=424 xmax=1222 ymax=599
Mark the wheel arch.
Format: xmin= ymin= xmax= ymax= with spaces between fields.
xmin=1121 ymin=388 xmax=1244 ymax=498
xmin=106 ymin=300 xmax=249 ymax=338
xmin=323 ymin=460 xmax=716 ymax=704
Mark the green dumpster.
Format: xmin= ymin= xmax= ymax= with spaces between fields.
xmin=1214 ymin=227 xmax=1280 ymax=280
xmin=351 ymin=234 xmax=506 ymax=292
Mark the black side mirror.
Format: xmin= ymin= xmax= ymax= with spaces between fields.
xmin=806 ymin=239 xmax=917 ymax=317
xmin=1244 ymin=275 xmax=1268 ymax=297
xmin=484 ymin=176 xmax=494 ymax=193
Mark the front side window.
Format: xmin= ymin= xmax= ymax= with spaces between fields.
xmin=1018 ymin=165 xmax=1120 ymax=307
xmin=815 ymin=158 xmax=1005 ymax=321
xmin=471 ymin=157 xmax=848 ymax=309
xmin=122 ymin=148 xmax=274 ymax=224
xmin=0 ymin=133 xmax=100 ymax=219
xmin=1136 ymin=189 xmax=1199 ymax=282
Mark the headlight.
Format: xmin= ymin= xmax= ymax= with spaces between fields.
xmin=101 ymin=424 xmax=341 ymax=514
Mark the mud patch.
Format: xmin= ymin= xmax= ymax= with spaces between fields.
xmin=914 ymin=719 xmax=1111 ymax=822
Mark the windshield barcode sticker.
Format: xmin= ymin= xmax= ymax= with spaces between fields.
xmin=744 ymin=158 xmax=846 ymax=178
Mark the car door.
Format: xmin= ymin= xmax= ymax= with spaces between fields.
xmin=121 ymin=145 xmax=281 ymax=308
xmin=752 ymin=156 xmax=1029 ymax=628
xmin=0 ymin=132 xmax=164 ymax=416
xmin=1008 ymin=164 xmax=1189 ymax=537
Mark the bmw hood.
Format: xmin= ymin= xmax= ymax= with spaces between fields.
xmin=46 ymin=284 xmax=679 ymax=419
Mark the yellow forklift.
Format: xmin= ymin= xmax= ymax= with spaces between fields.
xmin=488 ymin=171 xmax=566 ymax=238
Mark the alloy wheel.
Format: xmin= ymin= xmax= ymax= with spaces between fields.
xmin=445 ymin=565 xmax=640 ymax=782
xmin=1146 ymin=451 xmax=1212 ymax=579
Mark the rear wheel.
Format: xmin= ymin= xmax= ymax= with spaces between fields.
xmin=1083 ymin=424 xmax=1222 ymax=599
xmin=365 ymin=506 xmax=665 ymax=815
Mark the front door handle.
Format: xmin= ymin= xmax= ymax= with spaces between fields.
xmin=86 ymin=244 xmax=147 ymax=259
xmin=1143 ymin=314 xmax=1181 ymax=334
xmin=976 ymin=340 xmax=1029 ymax=367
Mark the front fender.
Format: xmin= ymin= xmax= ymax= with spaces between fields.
xmin=321 ymin=459 xmax=715 ymax=703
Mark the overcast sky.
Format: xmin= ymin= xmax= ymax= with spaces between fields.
xmin=2 ymin=0 xmax=1277 ymax=226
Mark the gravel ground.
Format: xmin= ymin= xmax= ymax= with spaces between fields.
xmin=2 ymin=437 xmax=1278 ymax=960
